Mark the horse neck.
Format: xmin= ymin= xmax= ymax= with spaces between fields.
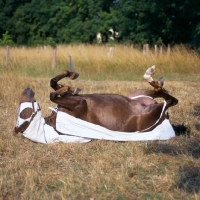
xmin=156 ymin=91 xmax=178 ymax=108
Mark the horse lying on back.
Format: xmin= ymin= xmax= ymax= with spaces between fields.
xmin=47 ymin=65 xmax=178 ymax=132
xmin=14 ymin=66 xmax=187 ymax=143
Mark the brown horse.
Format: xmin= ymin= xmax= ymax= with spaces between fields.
xmin=14 ymin=66 xmax=180 ymax=136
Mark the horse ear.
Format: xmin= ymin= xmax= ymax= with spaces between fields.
xmin=158 ymin=77 xmax=164 ymax=87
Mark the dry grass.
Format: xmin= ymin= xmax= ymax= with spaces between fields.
xmin=0 ymin=45 xmax=200 ymax=199
xmin=0 ymin=44 xmax=200 ymax=81
xmin=0 ymin=70 xmax=200 ymax=199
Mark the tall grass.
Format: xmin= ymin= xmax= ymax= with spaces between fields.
xmin=0 ymin=44 xmax=199 ymax=81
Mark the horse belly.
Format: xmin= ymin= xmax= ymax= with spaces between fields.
xmin=85 ymin=98 xmax=140 ymax=131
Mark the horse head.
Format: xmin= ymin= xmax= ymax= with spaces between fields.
xmin=14 ymin=88 xmax=39 ymax=135
xmin=20 ymin=88 xmax=36 ymax=103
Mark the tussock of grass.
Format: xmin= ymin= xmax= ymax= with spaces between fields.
xmin=0 ymin=70 xmax=200 ymax=199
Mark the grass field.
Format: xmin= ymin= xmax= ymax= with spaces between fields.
xmin=0 ymin=44 xmax=200 ymax=81
xmin=0 ymin=45 xmax=200 ymax=199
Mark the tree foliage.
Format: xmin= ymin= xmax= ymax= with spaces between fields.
xmin=0 ymin=31 xmax=14 ymax=46
xmin=0 ymin=0 xmax=199 ymax=46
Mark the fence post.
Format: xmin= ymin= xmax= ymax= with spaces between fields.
xmin=5 ymin=45 xmax=9 ymax=68
xmin=143 ymin=44 xmax=146 ymax=56
xmin=69 ymin=56 xmax=72 ymax=72
xmin=154 ymin=44 xmax=158 ymax=56
xmin=108 ymin=46 xmax=115 ymax=57
xmin=143 ymin=44 xmax=149 ymax=56
xmin=167 ymin=44 xmax=171 ymax=57
xmin=52 ymin=46 xmax=57 ymax=70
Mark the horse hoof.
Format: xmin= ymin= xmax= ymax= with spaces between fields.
xmin=74 ymin=87 xmax=82 ymax=95
xmin=69 ymin=72 xmax=79 ymax=80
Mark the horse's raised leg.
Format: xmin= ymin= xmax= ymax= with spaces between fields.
xmin=50 ymin=70 xmax=79 ymax=91
xmin=143 ymin=65 xmax=178 ymax=108
xmin=49 ymin=70 xmax=84 ymax=117
xmin=50 ymin=86 xmax=82 ymax=99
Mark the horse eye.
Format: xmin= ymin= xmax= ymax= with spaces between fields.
xmin=20 ymin=108 xmax=33 ymax=119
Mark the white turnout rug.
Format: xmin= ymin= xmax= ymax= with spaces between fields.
xmin=17 ymin=98 xmax=175 ymax=144
xmin=23 ymin=110 xmax=91 ymax=144
xmin=56 ymin=111 xmax=175 ymax=142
